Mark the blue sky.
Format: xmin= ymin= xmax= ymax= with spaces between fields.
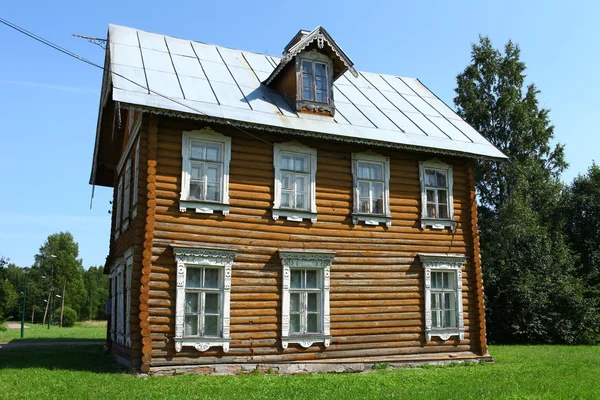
xmin=1 ymin=0 xmax=598 ymax=268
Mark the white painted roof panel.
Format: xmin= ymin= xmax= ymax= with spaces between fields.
xmin=107 ymin=24 xmax=506 ymax=159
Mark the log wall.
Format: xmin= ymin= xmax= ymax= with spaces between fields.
xmin=111 ymin=113 xmax=488 ymax=368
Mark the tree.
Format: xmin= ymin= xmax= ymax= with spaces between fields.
xmin=454 ymin=36 xmax=598 ymax=344
xmin=0 ymin=256 xmax=18 ymax=324
xmin=34 ymin=232 xmax=87 ymax=326
xmin=82 ymin=266 xmax=109 ymax=320
xmin=563 ymin=163 xmax=600 ymax=300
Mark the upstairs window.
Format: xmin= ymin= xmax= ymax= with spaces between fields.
xmin=295 ymin=51 xmax=334 ymax=115
xmin=273 ymin=142 xmax=317 ymax=222
xmin=419 ymin=159 xmax=455 ymax=230
xmin=352 ymin=152 xmax=391 ymax=227
xmin=301 ymin=61 xmax=328 ymax=103
xmin=180 ymin=129 xmax=231 ymax=215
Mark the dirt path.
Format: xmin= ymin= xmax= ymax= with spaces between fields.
xmin=6 ymin=322 xmax=27 ymax=329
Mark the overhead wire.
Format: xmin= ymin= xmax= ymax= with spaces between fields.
xmin=0 ymin=16 xmax=273 ymax=145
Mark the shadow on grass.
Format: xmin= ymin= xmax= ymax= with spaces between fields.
xmin=0 ymin=345 xmax=126 ymax=373
xmin=8 ymin=338 xmax=105 ymax=343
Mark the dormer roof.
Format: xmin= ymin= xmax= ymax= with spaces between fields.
xmin=264 ymin=26 xmax=358 ymax=86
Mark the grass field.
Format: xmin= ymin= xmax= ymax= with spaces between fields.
xmin=0 ymin=345 xmax=598 ymax=399
xmin=0 ymin=320 xmax=106 ymax=342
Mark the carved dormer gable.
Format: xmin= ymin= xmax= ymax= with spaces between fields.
xmin=264 ymin=26 xmax=357 ymax=116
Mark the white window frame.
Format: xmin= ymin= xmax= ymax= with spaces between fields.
xmin=122 ymin=159 xmax=132 ymax=231
xmin=173 ymin=245 xmax=236 ymax=353
xmin=124 ymin=247 xmax=133 ymax=347
xmin=419 ymin=159 xmax=455 ymax=230
xmin=279 ymin=249 xmax=334 ymax=349
xmin=273 ymin=142 xmax=317 ymax=222
xmin=295 ymin=51 xmax=335 ymax=114
xmin=419 ymin=253 xmax=466 ymax=341
xmin=131 ymin=138 xmax=140 ymax=219
xmin=180 ymin=128 xmax=231 ymax=215
xmin=111 ymin=259 xmax=125 ymax=345
xmin=114 ymin=176 xmax=123 ymax=240
xmin=352 ymin=152 xmax=392 ymax=227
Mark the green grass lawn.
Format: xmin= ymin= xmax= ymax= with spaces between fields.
xmin=0 ymin=320 xmax=106 ymax=342
xmin=0 ymin=345 xmax=598 ymax=399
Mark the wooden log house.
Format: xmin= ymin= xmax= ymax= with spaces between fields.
xmin=90 ymin=25 xmax=506 ymax=373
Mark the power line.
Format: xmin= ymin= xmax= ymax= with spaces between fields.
xmin=0 ymin=17 xmax=273 ymax=145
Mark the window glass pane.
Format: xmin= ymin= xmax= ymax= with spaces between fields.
xmin=205 ymin=293 xmax=220 ymax=314
xmin=296 ymin=194 xmax=306 ymax=210
xmin=426 ymin=189 xmax=435 ymax=203
xmin=206 ymin=165 xmax=220 ymax=183
xmin=294 ymin=155 xmax=308 ymax=172
xmin=185 ymin=292 xmax=199 ymax=313
xmin=371 ymin=164 xmax=383 ymax=181
xmin=189 ymin=182 xmax=202 ymax=200
xmin=425 ymin=170 xmax=436 ymax=186
xmin=281 ymin=173 xmax=293 ymax=190
xmin=427 ymin=204 xmax=436 ymax=218
xmin=296 ymin=175 xmax=307 ymax=194
xmin=316 ymin=90 xmax=327 ymax=103
xmin=445 ymin=309 xmax=456 ymax=328
xmin=307 ymin=314 xmax=318 ymax=333
xmin=436 ymin=171 xmax=447 ymax=187
xmin=191 ymin=143 xmax=205 ymax=159
xmin=431 ymin=310 xmax=441 ymax=328
xmin=431 ymin=292 xmax=440 ymax=309
xmin=373 ymin=199 xmax=383 ymax=214
xmin=184 ymin=315 xmax=198 ymax=336
xmin=358 ymin=163 xmax=370 ymax=179
xmin=307 ymin=293 xmax=318 ymax=312
xmin=302 ymin=74 xmax=313 ymax=89
xmin=290 ymin=314 xmax=300 ymax=334
xmin=303 ymin=61 xmax=313 ymax=74
xmin=206 ymin=184 xmax=219 ymax=201
xmin=204 ymin=269 xmax=219 ymax=288
xmin=359 ymin=198 xmax=369 ymax=213
xmin=191 ymin=162 xmax=203 ymax=179
xmin=305 ymin=270 xmax=318 ymax=288
xmin=316 ymin=76 xmax=327 ymax=90
xmin=445 ymin=273 xmax=455 ymax=290
xmin=358 ymin=181 xmax=370 ymax=197
xmin=438 ymin=189 xmax=447 ymax=202
xmin=282 ymin=154 xmax=293 ymax=170
xmin=204 ymin=315 xmax=219 ymax=336
xmin=205 ymin=144 xmax=221 ymax=162
xmin=315 ymin=63 xmax=326 ymax=77
xmin=290 ymin=270 xmax=302 ymax=289
xmin=186 ymin=268 xmax=202 ymax=288
xmin=281 ymin=191 xmax=291 ymax=208
xmin=431 ymin=272 xmax=441 ymax=289
xmin=290 ymin=293 xmax=300 ymax=312
xmin=372 ymin=182 xmax=383 ymax=200
xmin=438 ymin=205 xmax=448 ymax=218
xmin=444 ymin=292 xmax=455 ymax=309
xmin=303 ymin=87 xmax=313 ymax=101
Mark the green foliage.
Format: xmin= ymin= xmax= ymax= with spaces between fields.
xmin=82 ymin=266 xmax=109 ymax=321
xmin=455 ymin=36 xmax=599 ymax=344
xmin=53 ymin=306 xmax=77 ymax=328
xmin=371 ymin=362 xmax=389 ymax=371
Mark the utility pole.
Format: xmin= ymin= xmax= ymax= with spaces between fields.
xmin=48 ymin=254 xmax=57 ymax=329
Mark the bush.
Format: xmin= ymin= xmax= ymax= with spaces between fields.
xmin=53 ymin=307 xmax=78 ymax=327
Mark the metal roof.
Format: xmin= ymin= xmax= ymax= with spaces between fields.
xmin=106 ymin=24 xmax=506 ymax=160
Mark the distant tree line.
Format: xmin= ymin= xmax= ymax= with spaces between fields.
xmin=0 ymin=232 xmax=109 ymax=326
xmin=455 ymin=36 xmax=600 ymax=344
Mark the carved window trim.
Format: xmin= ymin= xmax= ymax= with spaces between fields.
xmin=419 ymin=253 xmax=466 ymax=341
xmin=122 ymin=159 xmax=132 ymax=232
xmin=110 ymin=257 xmax=126 ymax=345
xmin=131 ymin=138 xmax=140 ymax=219
xmin=114 ymin=176 xmax=123 ymax=240
xmin=124 ymin=247 xmax=133 ymax=347
xmin=352 ymin=152 xmax=392 ymax=227
xmin=173 ymin=246 xmax=236 ymax=353
xmin=295 ymin=51 xmax=335 ymax=115
xmin=180 ymin=128 xmax=231 ymax=215
xmin=273 ymin=142 xmax=318 ymax=222
xmin=279 ymin=249 xmax=335 ymax=349
xmin=419 ymin=159 xmax=455 ymax=230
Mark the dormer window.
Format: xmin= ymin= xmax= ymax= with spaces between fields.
xmin=301 ymin=61 xmax=328 ymax=103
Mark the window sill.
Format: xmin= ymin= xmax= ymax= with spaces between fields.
xmin=426 ymin=329 xmax=464 ymax=341
xmin=273 ymin=208 xmax=317 ymax=223
xmin=282 ymin=335 xmax=331 ymax=349
xmin=179 ymin=199 xmax=230 ymax=215
xmin=296 ymin=99 xmax=334 ymax=116
xmin=174 ymin=338 xmax=231 ymax=353
xmin=352 ymin=213 xmax=392 ymax=227
xmin=420 ymin=219 xmax=456 ymax=230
